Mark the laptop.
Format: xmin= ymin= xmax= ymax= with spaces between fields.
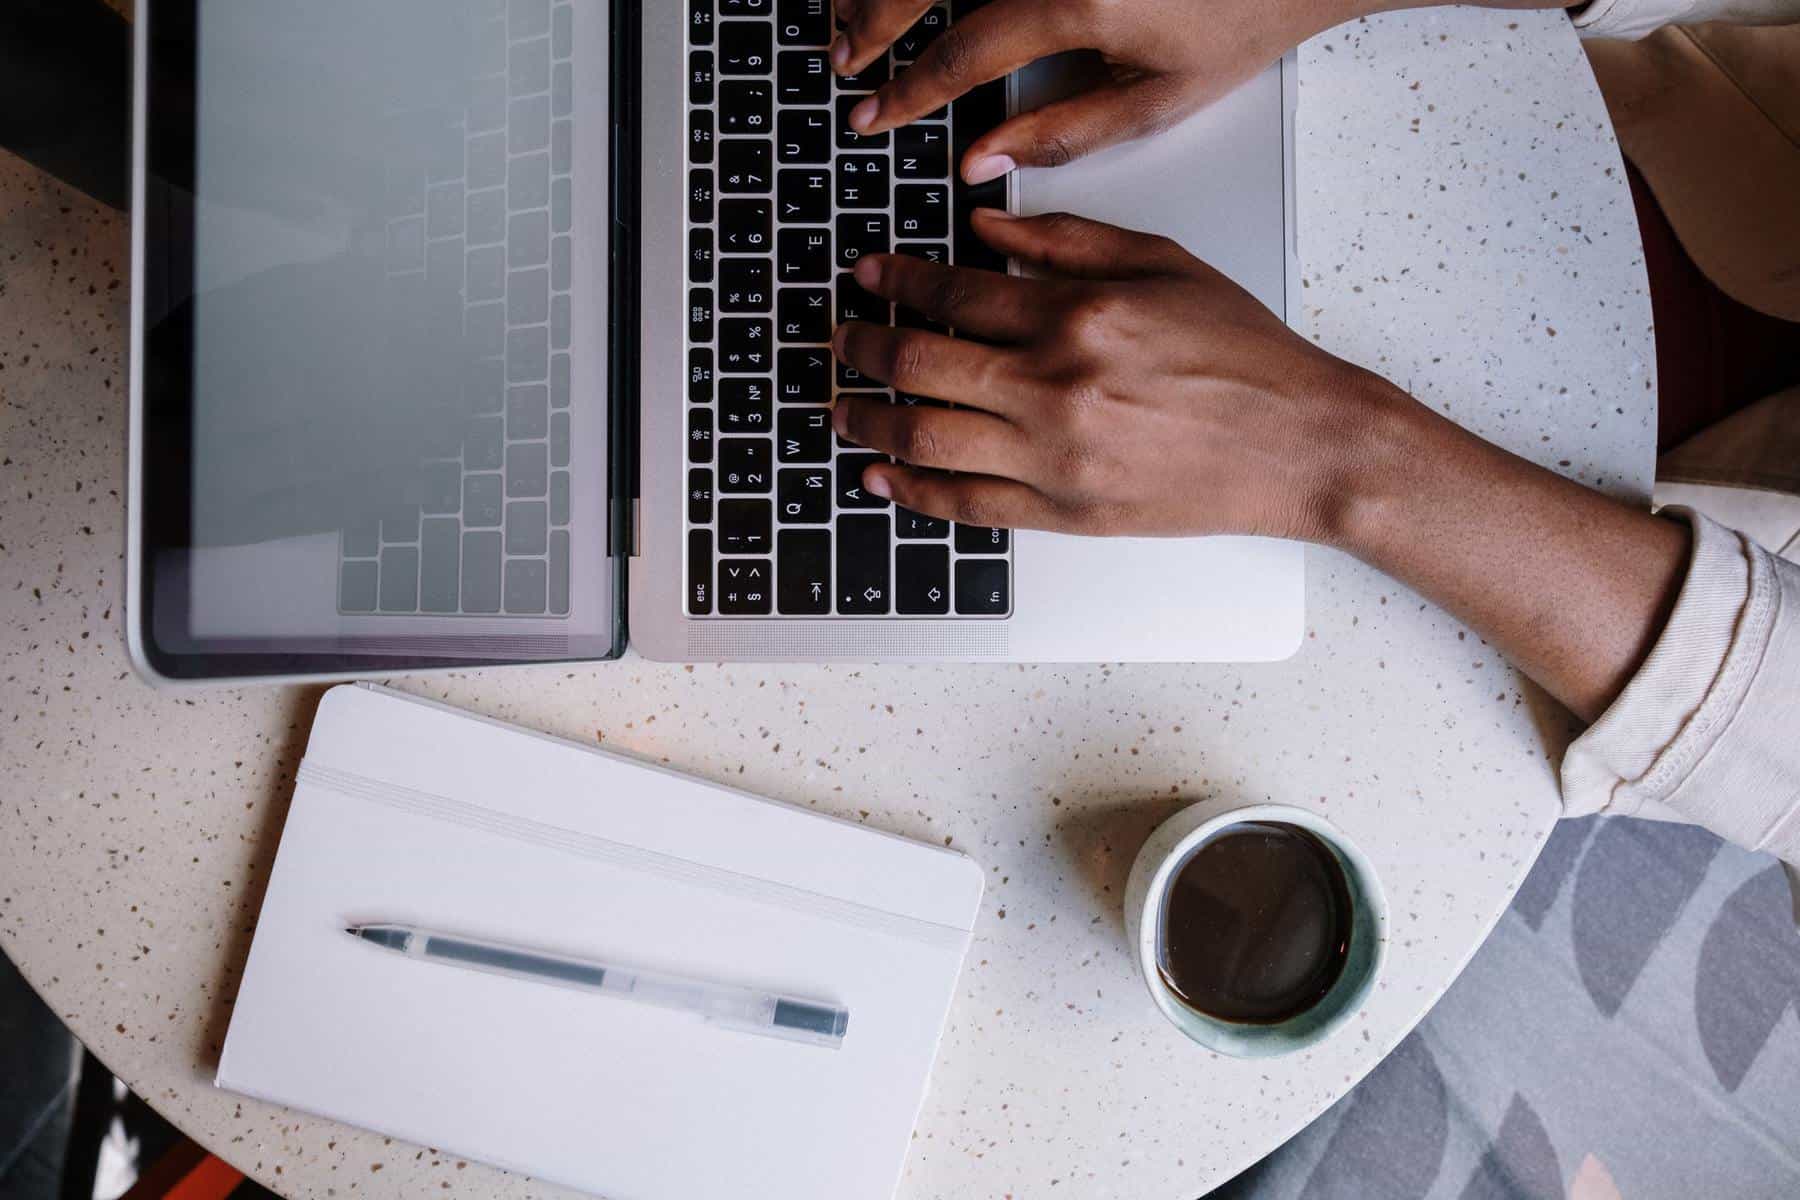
xmin=128 ymin=0 xmax=1301 ymax=682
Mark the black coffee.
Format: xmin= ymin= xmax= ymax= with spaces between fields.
xmin=1157 ymin=822 xmax=1354 ymax=1025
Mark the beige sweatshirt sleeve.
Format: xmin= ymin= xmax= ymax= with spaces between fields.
xmin=1571 ymin=0 xmax=1800 ymax=40
xmin=1562 ymin=509 xmax=1800 ymax=873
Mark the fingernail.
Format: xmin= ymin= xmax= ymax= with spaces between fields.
xmin=831 ymin=324 xmax=849 ymax=356
xmin=864 ymin=472 xmax=891 ymax=499
xmin=832 ymin=402 xmax=850 ymax=435
xmin=973 ymin=206 xmax=1017 ymax=221
xmin=853 ymin=256 xmax=881 ymax=288
xmin=963 ymin=155 xmax=1016 ymax=185
xmin=849 ymin=96 xmax=879 ymax=132
xmin=830 ymin=38 xmax=852 ymax=71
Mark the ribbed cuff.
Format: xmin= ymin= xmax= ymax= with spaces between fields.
xmin=1563 ymin=509 xmax=1800 ymax=868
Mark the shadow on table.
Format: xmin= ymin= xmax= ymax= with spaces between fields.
xmin=1051 ymin=792 xmax=1207 ymax=941
xmin=195 ymin=685 xmax=330 ymax=1074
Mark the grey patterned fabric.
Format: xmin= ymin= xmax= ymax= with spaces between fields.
xmin=1211 ymin=816 xmax=1800 ymax=1199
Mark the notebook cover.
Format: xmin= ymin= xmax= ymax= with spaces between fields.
xmin=217 ymin=684 xmax=983 ymax=1200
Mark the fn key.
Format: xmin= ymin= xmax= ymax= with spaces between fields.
xmin=955 ymin=559 xmax=1009 ymax=615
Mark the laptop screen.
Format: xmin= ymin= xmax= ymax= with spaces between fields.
xmin=135 ymin=0 xmax=624 ymax=679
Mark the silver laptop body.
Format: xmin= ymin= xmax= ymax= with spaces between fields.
xmin=127 ymin=0 xmax=1299 ymax=683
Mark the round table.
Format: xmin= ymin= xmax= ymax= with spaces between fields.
xmin=0 ymin=7 xmax=1654 ymax=1197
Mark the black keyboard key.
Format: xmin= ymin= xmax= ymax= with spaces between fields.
xmin=690 ymin=0 xmax=715 ymax=46
xmin=688 ymin=287 xmax=714 ymax=343
xmin=956 ymin=524 xmax=1009 ymax=554
xmin=777 ymin=406 xmax=831 ymax=462
xmin=719 ymin=198 xmax=772 ymax=252
xmin=777 ymin=286 xmax=831 ymax=343
xmin=720 ymin=376 xmax=773 ymax=431
xmin=719 ymin=139 xmax=773 ymax=193
xmin=777 ymin=530 xmax=832 ymax=613
xmin=955 ymin=558 xmax=1009 ymax=615
xmin=896 ymin=183 xmax=949 ymax=240
xmin=897 ymin=241 xmax=949 ymax=264
xmin=836 ymin=273 xmax=889 ymax=325
xmin=720 ymin=0 xmax=771 ymax=14
xmin=690 ymin=51 xmax=715 ymax=104
xmin=837 ymin=452 xmax=889 ymax=508
xmin=836 ymin=95 xmax=889 ymax=149
xmin=779 ymin=346 xmax=832 ymax=403
xmin=777 ymin=226 xmax=832 ymax=281
xmin=689 ymin=228 xmax=714 ymax=283
xmin=719 ymin=499 xmax=772 ymax=554
xmin=688 ymin=408 xmax=714 ymax=463
xmin=720 ymin=257 xmax=773 ymax=312
xmin=836 ymin=514 xmax=891 ymax=614
xmin=778 ymin=467 xmax=832 ymax=522
xmin=836 ymin=213 xmax=889 ymax=269
xmin=777 ymin=109 xmax=830 ymax=163
xmin=894 ymin=6 xmax=948 ymax=60
xmin=837 ymin=53 xmax=888 ymax=91
xmin=688 ymin=529 xmax=713 ymax=614
xmin=778 ymin=0 xmax=830 ymax=45
xmin=718 ymin=559 xmax=774 ymax=614
xmin=688 ymin=168 xmax=715 ymax=223
xmin=897 ymin=506 xmax=950 ymax=539
xmin=896 ymin=545 xmax=951 ymax=614
xmin=719 ymin=80 xmax=773 ymax=134
xmin=718 ymin=437 xmax=773 ymax=492
xmin=776 ymin=49 xmax=830 ymax=105
xmin=689 ymin=347 xmax=715 ymax=403
xmin=835 ymin=155 xmax=890 ymax=208
xmin=689 ymin=110 xmax=714 ymax=163
xmin=689 ymin=468 xmax=715 ymax=523
xmin=719 ymin=317 xmax=773 ymax=371
xmin=719 ymin=21 xmax=772 ymax=74
xmin=776 ymin=168 xmax=831 ymax=223
xmin=895 ymin=124 xmax=950 ymax=179
xmin=952 ymin=80 xmax=1006 ymax=155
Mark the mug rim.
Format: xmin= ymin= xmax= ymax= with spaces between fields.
xmin=1131 ymin=803 xmax=1388 ymax=1058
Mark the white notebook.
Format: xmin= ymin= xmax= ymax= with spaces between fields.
xmin=218 ymin=684 xmax=984 ymax=1200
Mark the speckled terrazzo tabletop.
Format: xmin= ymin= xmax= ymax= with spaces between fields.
xmin=0 ymin=7 xmax=1653 ymax=1198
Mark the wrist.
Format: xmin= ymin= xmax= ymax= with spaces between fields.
xmin=1311 ymin=368 xmax=1459 ymax=562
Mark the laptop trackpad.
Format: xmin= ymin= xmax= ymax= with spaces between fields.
xmin=1010 ymin=55 xmax=1290 ymax=318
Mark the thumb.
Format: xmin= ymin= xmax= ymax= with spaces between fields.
xmin=969 ymin=209 xmax=1194 ymax=280
xmin=960 ymin=76 xmax=1191 ymax=183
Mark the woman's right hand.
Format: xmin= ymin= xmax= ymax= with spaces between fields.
xmin=832 ymin=0 xmax=1371 ymax=183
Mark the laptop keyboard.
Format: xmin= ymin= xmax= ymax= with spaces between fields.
xmin=339 ymin=0 xmax=575 ymax=618
xmin=685 ymin=0 xmax=1016 ymax=618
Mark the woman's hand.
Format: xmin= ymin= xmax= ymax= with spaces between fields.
xmin=830 ymin=209 xmax=1414 ymax=543
xmin=833 ymin=209 xmax=1693 ymax=724
xmin=833 ymin=0 xmax=1369 ymax=182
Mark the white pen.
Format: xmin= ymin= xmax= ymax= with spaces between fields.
xmin=345 ymin=924 xmax=848 ymax=1049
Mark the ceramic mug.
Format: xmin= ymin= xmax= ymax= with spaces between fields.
xmin=1123 ymin=803 xmax=1388 ymax=1058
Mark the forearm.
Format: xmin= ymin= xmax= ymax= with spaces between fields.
xmin=1331 ymin=377 xmax=1690 ymax=723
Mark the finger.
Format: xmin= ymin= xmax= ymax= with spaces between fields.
xmin=960 ymin=76 xmax=1190 ymax=181
xmin=832 ymin=394 xmax=1029 ymax=475
xmin=861 ymin=465 xmax=1058 ymax=531
xmin=851 ymin=253 xmax=1043 ymax=342
xmin=853 ymin=0 xmax=1078 ymax=135
xmin=970 ymin=208 xmax=1194 ymax=280
xmin=832 ymin=0 xmax=932 ymax=78
xmin=832 ymin=321 xmax=1032 ymax=414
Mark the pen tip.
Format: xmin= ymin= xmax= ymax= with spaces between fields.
xmin=343 ymin=926 xmax=359 ymax=937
